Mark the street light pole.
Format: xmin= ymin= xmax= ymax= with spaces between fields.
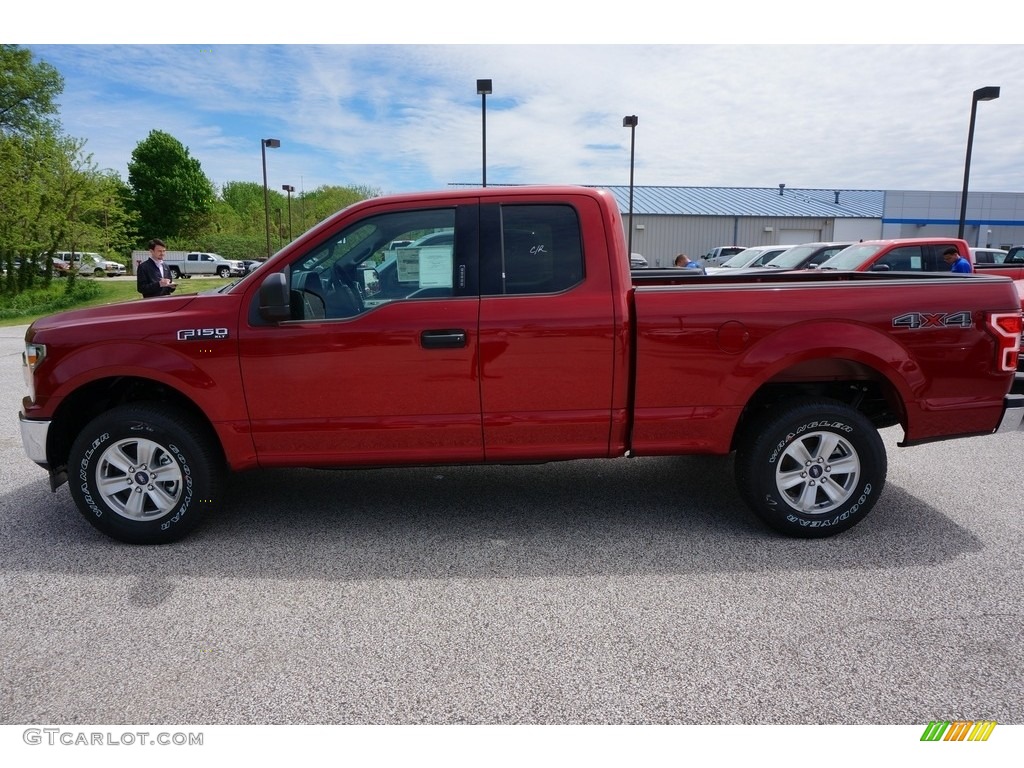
xmin=261 ymin=138 xmax=281 ymax=258
xmin=477 ymin=79 xmax=492 ymax=187
xmin=281 ymin=184 xmax=295 ymax=241
xmin=958 ymin=86 xmax=1000 ymax=240
xmin=622 ymin=115 xmax=638 ymax=257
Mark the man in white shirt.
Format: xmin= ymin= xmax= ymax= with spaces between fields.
xmin=137 ymin=238 xmax=176 ymax=297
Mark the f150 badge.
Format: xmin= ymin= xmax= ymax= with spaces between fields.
xmin=892 ymin=311 xmax=972 ymax=330
xmin=177 ymin=328 xmax=229 ymax=341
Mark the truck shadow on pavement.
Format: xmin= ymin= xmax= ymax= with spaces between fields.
xmin=1 ymin=454 xmax=983 ymax=581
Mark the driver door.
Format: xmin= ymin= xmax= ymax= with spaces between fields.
xmin=237 ymin=203 xmax=484 ymax=467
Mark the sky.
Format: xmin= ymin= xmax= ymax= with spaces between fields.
xmin=11 ymin=5 xmax=1024 ymax=199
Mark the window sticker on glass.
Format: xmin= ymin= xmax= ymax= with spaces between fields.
xmin=396 ymin=245 xmax=453 ymax=287
xmin=396 ymin=247 xmax=419 ymax=283
xmin=418 ymin=246 xmax=454 ymax=288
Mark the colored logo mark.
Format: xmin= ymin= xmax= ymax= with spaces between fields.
xmin=921 ymin=721 xmax=997 ymax=742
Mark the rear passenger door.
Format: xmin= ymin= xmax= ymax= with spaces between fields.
xmin=477 ymin=197 xmax=618 ymax=460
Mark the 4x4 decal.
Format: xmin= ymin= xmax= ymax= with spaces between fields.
xmin=892 ymin=311 xmax=972 ymax=330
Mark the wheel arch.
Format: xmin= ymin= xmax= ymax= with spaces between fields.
xmin=730 ymin=354 xmax=908 ymax=453
xmin=45 ymin=376 xmax=226 ymax=487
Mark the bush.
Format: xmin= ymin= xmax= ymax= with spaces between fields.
xmin=0 ymin=279 xmax=101 ymax=320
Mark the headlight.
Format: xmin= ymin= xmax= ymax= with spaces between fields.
xmin=23 ymin=342 xmax=45 ymax=401
xmin=24 ymin=342 xmax=45 ymax=370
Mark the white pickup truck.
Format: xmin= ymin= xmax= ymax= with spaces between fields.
xmin=53 ymin=251 xmax=127 ymax=277
xmin=131 ymin=250 xmax=244 ymax=279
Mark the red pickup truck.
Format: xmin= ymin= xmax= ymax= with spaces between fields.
xmin=18 ymin=186 xmax=1024 ymax=544
xmin=818 ymin=237 xmax=1024 ymax=281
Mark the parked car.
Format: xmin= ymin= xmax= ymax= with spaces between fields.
xmin=405 ymin=231 xmax=454 ymax=249
xmin=20 ymin=184 xmax=1024 ymax=545
xmin=703 ymin=246 xmax=747 ymax=266
xmin=53 ymin=251 xmax=126 ymax=277
xmin=31 ymin=254 xmax=71 ymax=276
xmin=705 ymin=245 xmax=793 ymax=273
xmin=630 ymin=253 xmax=649 ymax=269
xmin=240 ymin=259 xmax=266 ymax=274
xmin=970 ymin=247 xmax=1010 ymax=264
xmin=763 ymin=242 xmax=854 ymax=270
xmin=817 ymin=238 xmax=973 ymax=274
xmin=49 ymin=257 xmax=71 ymax=276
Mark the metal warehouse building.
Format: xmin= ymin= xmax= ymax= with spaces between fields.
xmin=601 ymin=185 xmax=1024 ymax=268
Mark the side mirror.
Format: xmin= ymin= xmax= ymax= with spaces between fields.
xmin=258 ymin=271 xmax=291 ymax=321
xmin=361 ymin=267 xmax=381 ymax=296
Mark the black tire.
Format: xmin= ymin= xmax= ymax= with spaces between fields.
xmin=217 ymin=266 xmax=230 ymax=278
xmin=168 ymin=266 xmax=181 ymax=280
xmin=68 ymin=404 xmax=224 ymax=544
xmin=734 ymin=398 xmax=887 ymax=538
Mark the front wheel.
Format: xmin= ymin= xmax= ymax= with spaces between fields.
xmin=68 ymin=404 xmax=224 ymax=544
xmin=217 ymin=266 xmax=230 ymax=278
xmin=734 ymin=398 xmax=887 ymax=538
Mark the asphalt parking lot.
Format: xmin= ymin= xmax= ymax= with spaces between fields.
xmin=1 ymin=320 xmax=1022 ymax=728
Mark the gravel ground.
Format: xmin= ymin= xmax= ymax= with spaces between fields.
xmin=1 ymin=321 xmax=1021 ymax=737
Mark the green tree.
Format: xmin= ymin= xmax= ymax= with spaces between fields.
xmin=1 ymin=131 xmax=135 ymax=290
xmin=220 ymin=180 xmax=268 ymax=234
xmin=299 ymin=185 xmax=379 ymax=229
xmin=128 ymin=130 xmax=214 ymax=241
xmin=0 ymin=44 xmax=63 ymax=137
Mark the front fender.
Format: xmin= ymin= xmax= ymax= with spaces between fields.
xmin=30 ymin=338 xmax=247 ymax=425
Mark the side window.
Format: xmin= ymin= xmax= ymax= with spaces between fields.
xmin=288 ymin=208 xmax=457 ymax=321
xmin=924 ymin=245 xmax=958 ymax=272
xmin=874 ymin=246 xmax=923 ymax=272
xmin=495 ymin=205 xmax=583 ymax=295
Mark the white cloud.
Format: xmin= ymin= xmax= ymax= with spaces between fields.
xmin=21 ymin=43 xmax=1024 ymax=196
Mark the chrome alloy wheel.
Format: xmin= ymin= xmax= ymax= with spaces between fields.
xmin=774 ymin=430 xmax=861 ymax=514
xmin=94 ymin=437 xmax=184 ymax=521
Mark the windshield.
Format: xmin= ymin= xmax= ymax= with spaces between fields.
xmin=719 ymin=249 xmax=764 ymax=268
xmin=765 ymin=245 xmax=814 ymax=268
xmin=818 ymin=244 xmax=883 ymax=270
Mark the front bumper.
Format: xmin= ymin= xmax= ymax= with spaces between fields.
xmin=19 ymin=413 xmax=49 ymax=467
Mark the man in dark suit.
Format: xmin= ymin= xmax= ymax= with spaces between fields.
xmin=137 ymin=238 xmax=177 ymax=297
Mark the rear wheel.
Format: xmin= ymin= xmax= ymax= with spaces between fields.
xmin=68 ymin=403 xmax=223 ymax=544
xmin=734 ymin=398 xmax=886 ymax=538
xmin=168 ymin=266 xmax=181 ymax=280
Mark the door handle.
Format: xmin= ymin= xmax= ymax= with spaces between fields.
xmin=420 ymin=329 xmax=467 ymax=349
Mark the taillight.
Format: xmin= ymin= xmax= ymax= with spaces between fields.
xmin=986 ymin=312 xmax=1022 ymax=372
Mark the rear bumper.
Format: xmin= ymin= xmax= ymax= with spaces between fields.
xmin=995 ymin=375 xmax=1024 ymax=432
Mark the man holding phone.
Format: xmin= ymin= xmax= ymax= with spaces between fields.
xmin=137 ymin=238 xmax=177 ymax=297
